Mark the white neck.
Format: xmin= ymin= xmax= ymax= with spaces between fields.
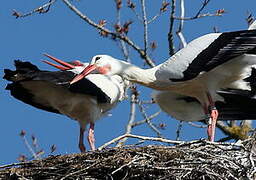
xmin=119 ymin=62 xmax=161 ymax=89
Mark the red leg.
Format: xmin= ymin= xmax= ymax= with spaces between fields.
xmin=87 ymin=123 xmax=96 ymax=150
xmin=207 ymin=107 xmax=218 ymax=142
xmin=79 ymin=127 xmax=86 ymax=153
xmin=205 ymin=93 xmax=219 ymax=142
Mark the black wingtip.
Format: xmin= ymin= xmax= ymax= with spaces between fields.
xmin=5 ymin=83 xmax=13 ymax=90
xmin=3 ymin=69 xmax=15 ymax=81
xmin=244 ymin=67 xmax=256 ymax=94
xmin=14 ymin=60 xmax=39 ymax=72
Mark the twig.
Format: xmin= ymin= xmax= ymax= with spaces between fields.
xmin=140 ymin=0 xmax=148 ymax=56
xmin=137 ymin=101 xmax=163 ymax=138
xmin=13 ymin=0 xmax=56 ymax=18
xmin=195 ymin=0 xmax=211 ymax=17
xmin=176 ymin=0 xmax=187 ymax=48
xmin=111 ymin=155 xmax=145 ymax=175
xmin=62 ymin=0 xmax=155 ymax=67
xmin=117 ymin=87 xmax=138 ymax=146
xmin=131 ymin=111 xmax=161 ymax=128
xmin=148 ymin=1 xmax=170 ymax=24
xmin=114 ymin=0 xmax=130 ymax=62
xmin=218 ymin=136 xmax=233 ymax=142
xmin=172 ymin=0 xmax=222 ymax=21
xmin=148 ymin=13 xmax=162 ymax=24
xmin=168 ymin=0 xmax=176 ymax=56
xmin=98 ymin=133 xmax=184 ymax=150
xmin=129 ymin=5 xmax=143 ymax=22
xmin=0 ymin=162 xmax=32 ymax=169
xmin=172 ymin=0 xmax=224 ymax=21
xmin=176 ymin=121 xmax=183 ymax=140
xmin=187 ymin=122 xmax=207 ymax=128
xmin=60 ymin=161 xmax=101 ymax=179
xmin=173 ymin=13 xmax=222 ymax=20
xmin=21 ymin=134 xmax=41 ymax=160
xmin=248 ymin=143 xmax=256 ymax=179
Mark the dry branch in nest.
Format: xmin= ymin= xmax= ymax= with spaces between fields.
xmin=1 ymin=137 xmax=256 ymax=179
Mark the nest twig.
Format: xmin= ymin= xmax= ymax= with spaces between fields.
xmin=1 ymin=138 xmax=256 ymax=179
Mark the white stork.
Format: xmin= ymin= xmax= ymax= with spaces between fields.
xmin=4 ymin=54 xmax=129 ymax=152
xmin=71 ymin=29 xmax=256 ymax=141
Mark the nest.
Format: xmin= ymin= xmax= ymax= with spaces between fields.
xmin=1 ymin=138 xmax=256 ymax=180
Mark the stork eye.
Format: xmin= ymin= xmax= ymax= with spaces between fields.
xmin=95 ymin=56 xmax=101 ymax=61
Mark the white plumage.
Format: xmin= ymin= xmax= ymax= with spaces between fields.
xmin=4 ymin=55 xmax=129 ymax=152
xmin=72 ymin=28 xmax=256 ymax=141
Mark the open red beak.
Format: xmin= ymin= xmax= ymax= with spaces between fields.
xmin=70 ymin=64 xmax=97 ymax=84
xmin=42 ymin=54 xmax=76 ymax=70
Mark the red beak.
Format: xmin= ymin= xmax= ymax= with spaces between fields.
xmin=70 ymin=64 xmax=97 ymax=84
xmin=42 ymin=54 xmax=76 ymax=70
xmin=42 ymin=60 xmax=70 ymax=70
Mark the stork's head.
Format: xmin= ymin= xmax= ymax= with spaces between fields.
xmin=71 ymin=55 xmax=125 ymax=84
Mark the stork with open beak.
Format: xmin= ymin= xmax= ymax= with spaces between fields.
xmin=4 ymin=54 xmax=129 ymax=152
xmin=71 ymin=29 xmax=256 ymax=141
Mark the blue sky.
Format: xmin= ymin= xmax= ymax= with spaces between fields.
xmin=1 ymin=0 xmax=256 ymax=165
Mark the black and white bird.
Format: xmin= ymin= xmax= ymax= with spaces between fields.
xmin=4 ymin=54 xmax=129 ymax=152
xmin=71 ymin=29 xmax=256 ymax=141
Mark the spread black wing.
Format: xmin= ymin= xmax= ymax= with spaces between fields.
xmin=171 ymin=30 xmax=256 ymax=82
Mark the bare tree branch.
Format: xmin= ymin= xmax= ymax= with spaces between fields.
xmin=140 ymin=0 xmax=149 ymax=56
xmin=62 ymin=0 xmax=155 ymax=67
xmin=117 ymin=86 xmax=138 ymax=146
xmin=168 ymin=0 xmax=176 ymax=56
xmin=127 ymin=0 xmax=143 ymax=22
xmin=137 ymin=101 xmax=163 ymax=138
xmin=173 ymin=12 xmax=223 ymax=20
xmin=187 ymin=122 xmax=207 ymax=128
xmin=176 ymin=0 xmax=187 ymax=48
xmin=12 ymin=0 xmax=56 ymax=18
xmin=148 ymin=1 xmax=170 ymax=24
xmin=19 ymin=130 xmax=42 ymax=160
xmin=114 ymin=0 xmax=131 ymax=62
xmin=175 ymin=121 xmax=183 ymax=140
xmin=131 ymin=111 xmax=161 ymax=128
xmin=195 ymin=0 xmax=211 ymax=17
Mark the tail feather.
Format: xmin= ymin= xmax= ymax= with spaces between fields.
xmin=14 ymin=60 xmax=39 ymax=72
xmin=5 ymin=82 xmax=60 ymax=114
xmin=244 ymin=67 xmax=256 ymax=93
xmin=3 ymin=60 xmax=40 ymax=82
xmin=3 ymin=69 xmax=16 ymax=81
xmin=217 ymin=89 xmax=256 ymax=120
xmin=4 ymin=60 xmax=60 ymax=114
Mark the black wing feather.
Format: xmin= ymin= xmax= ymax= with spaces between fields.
xmin=171 ymin=30 xmax=256 ymax=82
xmin=177 ymin=89 xmax=256 ymax=120
xmin=4 ymin=60 xmax=111 ymax=112
xmin=5 ymin=83 xmax=60 ymax=114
